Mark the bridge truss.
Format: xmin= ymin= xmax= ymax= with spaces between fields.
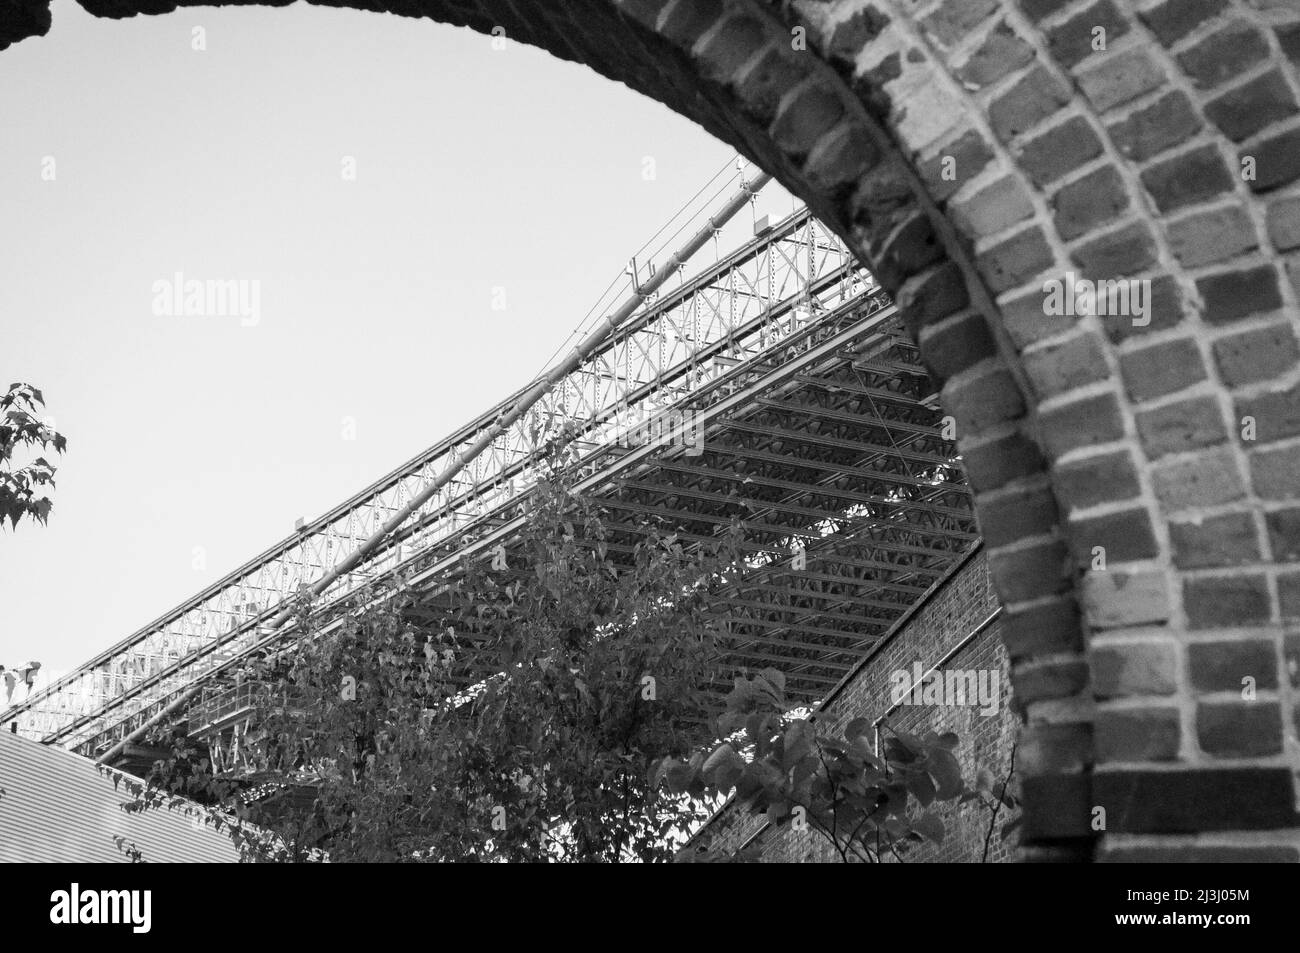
xmin=4 ymin=177 xmax=977 ymax=762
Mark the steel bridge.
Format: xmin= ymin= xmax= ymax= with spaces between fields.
xmin=2 ymin=169 xmax=978 ymax=768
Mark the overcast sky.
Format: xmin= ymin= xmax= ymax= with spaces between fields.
xmin=0 ymin=1 xmax=799 ymax=687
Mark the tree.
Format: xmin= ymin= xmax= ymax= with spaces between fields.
xmin=133 ymin=474 xmax=746 ymax=862
xmin=1 ymin=382 xmax=66 ymax=530
xmin=655 ymin=669 xmax=974 ymax=863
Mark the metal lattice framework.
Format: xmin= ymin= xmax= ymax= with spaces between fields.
xmin=7 ymin=187 xmax=968 ymax=758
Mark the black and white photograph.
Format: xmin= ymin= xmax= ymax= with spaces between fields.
xmin=0 ymin=0 xmax=1296 ymax=927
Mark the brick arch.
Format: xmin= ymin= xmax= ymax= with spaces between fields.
xmin=6 ymin=0 xmax=1300 ymax=861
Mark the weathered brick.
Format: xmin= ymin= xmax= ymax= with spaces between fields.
xmin=1022 ymin=331 xmax=1109 ymax=400
xmin=1015 ymin=115 xmax=1104 ymax=187
xmin=1184 ymin=574 xmax=1271 ymax=629
xmin=1106 ymin=90 xmax=1202 ymax=162
xmin=1280 ymin=570 xmax=1300 ymax=620
xmin=1278 ymin=21 xmax=1300 ymax=67
xmin=896 ymin=261 xmax=969 ymax=337
xmin=1103 ymin=274 xmax=1185 ymax=343
xmin=921 ymin=0 xmax=999 ymax=47
xmin=1094 ymin=766 xmax=1296 ymax=832
xmin=694 ymin=15 xmax=768 ymax=84
xmin=1018 ymin=721 xmax=1092 ymax=775
xmin=954 ymin=20 xmax=1034 ymax=88
xmin=1119 ymin=337 xmax=1207 ymax=402
xmin=1068 ymin=507 xmax=1160 ymax=563
xmin=1047 ymin=0 xmax=1129 ymax=70
xmin=1204 ymin=70 xmax=1299 ymax=143
xmin=1012 ymin=658 xmax=1090 ymax=703
xmin=1071 ymin=220 xmax=1158 ymax=278
xmin=1038 ymin=391 xmax=1126 ymax=460
xmin=1141 ymin=145 xmax=1235 ymax=213
xmin=1176 ymin=20 xmax=1270 ymax=89
xmin=1266 ymin=507 xmax=1300 ymax=562
xmin=1243 ymin=126 xmax=1300 ymax=193
xmin=1095 ymin=707 xmax=1180 ymax=761
xmin=869 ymin=210 xmax=943 ymax=290
xmin=1250 ymin=443 xmax=1300 ymax=500
xmin=802 ymin=122 xmax=878 ymax=194
xmin=1237 ymin=380 xmax=1300 ymax=444
xmin=1051 ymin=165 xmax=1129 ymax=241
xmin=770 ymin=82 xmax=846 ymax=160
xmin=946 ymin=366 xmax=1026 ymax=435
xmin=1083 ymin=569 xmax=1170 ymax=628
xmin=976 ymin=225 xmax=1055 ymax=293
xmin=1001 ymin=285 xmax=1077 ymax=348
xmin=989 ymin=64 xmax=1072 ymax=142
xmin=918 ymin=309 xmax=997 ymax=381
xmin=950 ymin=174 xmax=1034 ymax=239
xmin=1170 ymin=512 xmax=1261 ymax=569
xmin=1002 ymin=596 xmax=1083 ymax=659
xmin=823 ymin=6 xmax=891 ymax=70
xmin=1189 ymin=639 xmax=1278 ymax=692
xmin=1213 ymin=323 xmax=1300 ymax=388
xmin=919 ymin=129 xmax=994 ymax=203
xmin=658 ymin=0 xmax=725 ymax=46
xmin=1266 ymin=196 xmax=1300 ymax=251
xmin=1151 ymin=447 xmax=1246 ymax=510
xmin=734 ymin=48 xmax=813 ymax=125
xmin=988 ymin=539 xmax=1072 ymax=602
xmin=1017 ymin=0 xmax=1071 ymax=21
xmin=1053 ymin=449 xmax=1141 ymax=511
xmin=1020 ymin=773 xmax=1092 ymax=839
xmin=1166 ymin=204 xmax=1258 ymax=267
xmin=1197 ymin=265 xmax=1283 ymax=324
xmin=1135 ymin=396 xmax=1228 ymax=459
xmin=1075 ymin=46 xmax=1162 ymax=112
xmin=1197 ymin=701 xmax=1282 ymax=757
xmin=1091 ymin=640 xmax=1178 ymax=697
xmin=960 ymin=428 xmax=1045 ymax=492
xmin=1139 ymin=0 xmax=1227 ymax=46
xmin=975 ymin=483 xmax=1059 ymax=548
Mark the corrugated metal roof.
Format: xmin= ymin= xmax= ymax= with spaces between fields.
xmin=0 ymin=730 xmax=239 ymax=863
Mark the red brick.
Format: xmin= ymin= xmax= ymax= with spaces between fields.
xmin=1212 ymin=323 xmax=1300 ymax=388
xmin=1039 ymin=392 xmax=1126 ymax=460
xmin=1094 ymin=766 xmax=1296 ymax=832
xmin=1250 ymin=443 xmax=1300 ymax=500
xmin=1068 ymin=507 xmax=1159 ymax=564
xmin=1002 ymin=596 xmax=1083 ymax=659
xmin=919 ymin=129 xmax=994 ymax=202
xmin=1176 ymin=20 xmax=1271 ymax=89
xmin=1091 ymin=641 xmax=1178 ymax=697
xmin=918 ymin=309 xmax=997 ymax=381
xmin=1141 ymin=145 xmax=1235 ymax=213
xmin=1046 ymin=0 xmax=1129 ymax=70
xmin=1183 ymin=574 xmax=1271 ymax=629
xmin=976 ymin=225 xmax=1056 ymax=293
xmin=1119 ymin=336 xmax=1208 ymax=402
xmin=1106 ymin=90 xmax=1202 ymax=162
xmin=1071 ymin=220 xmax=1158 ymax=278
xmin=960 ymin=429 xmax=1045 ymax=492
xmin=896 ymin=261 xmax=969 ymax=337
xmin=1139 ymin=0 xmax=1228 ymax=46
xmin=954 ymin=20 xmax=1034 ymax=88
xmin=1135 ymin=396 xmax=1229 ymax=459
xmin=921 ymin=0 xmax=999 ymax=47
xmin=1012 ymin=657 xmax=1090 ymax=703
xmin=1151 ymin=447 xmax=1246 ymax=510
xmin=1016 ymin=115 xmax=1104 ymax=187
xmin=1022 ymin=331 xmax=1109 ymax=400
xmin=1167 ymin=205 xmax=1258 ymax=267
xmin=1266 ymin=195 xmax=1300 ymax=251
xmin=975 ymin=483 xmax=1060 ymax=548
xmin=1265 ymin=507 xmax=1300 ymax=562
xmin=1051 ymin=165 xmax=1129 ymax=240
xmin=1170 ymin=512 xmax=1261 ymax=569
xmin=1189 ymin=639 xmax=1278 ymax=692
xmin=1197 ymin=701 xmax=1283 ymax=757
xmin=1204 ymin=70 xmax=1299 ymax=143
xmin=1083 ymin=569 xmax=1170 ymax=628
xmin=989 ymin=64 xmax=1072 ymax=142
xmin=1075 ymin=46 xmax=1162 ymax=112
xmin=1236 ymin=380 xmax=1300 ymax=444
xmin=1095 ymin=707 xmax=1180 ymax=762
xmin=988 ymin=539 xmax=1072 ymax=602
xmin=1243 ymin=126 xmax=1300 ymax=193
xmin=802 ymin=122 xmax=878 ymax=194
xmin=1103 ymin=275 xmax=1185 ymax=343
xmin=734 ymin=48 xmax=814 ymax=124
xmin=1053 ymin=449 xmax=1141 ymax=511
xmin=1197 ymin=264 xmax=1284 ymax=324
xmin=1019 ymin=722 xmax=1092 ymax=775
xmin=1001 ymin=285 xmax=1077 ymax=349
xmin=950 ymin=175 xmax=1034 ymax=239
xmin=869 ymin=210 xmax=943 ymax=290
xmin=770 ymin=82 xmax=846 ymax=160
xmin=946 ymin=367 xmax=1026 ymax=435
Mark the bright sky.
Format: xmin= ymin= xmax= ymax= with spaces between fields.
xmin=0 ymin=1 xmax=798 ymax=688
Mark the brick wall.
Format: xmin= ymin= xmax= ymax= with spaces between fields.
xmin=7 ymin=0 xmax=1300 ymax=859
xmin=693 ymin=547 xmax=1021 ymax=863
